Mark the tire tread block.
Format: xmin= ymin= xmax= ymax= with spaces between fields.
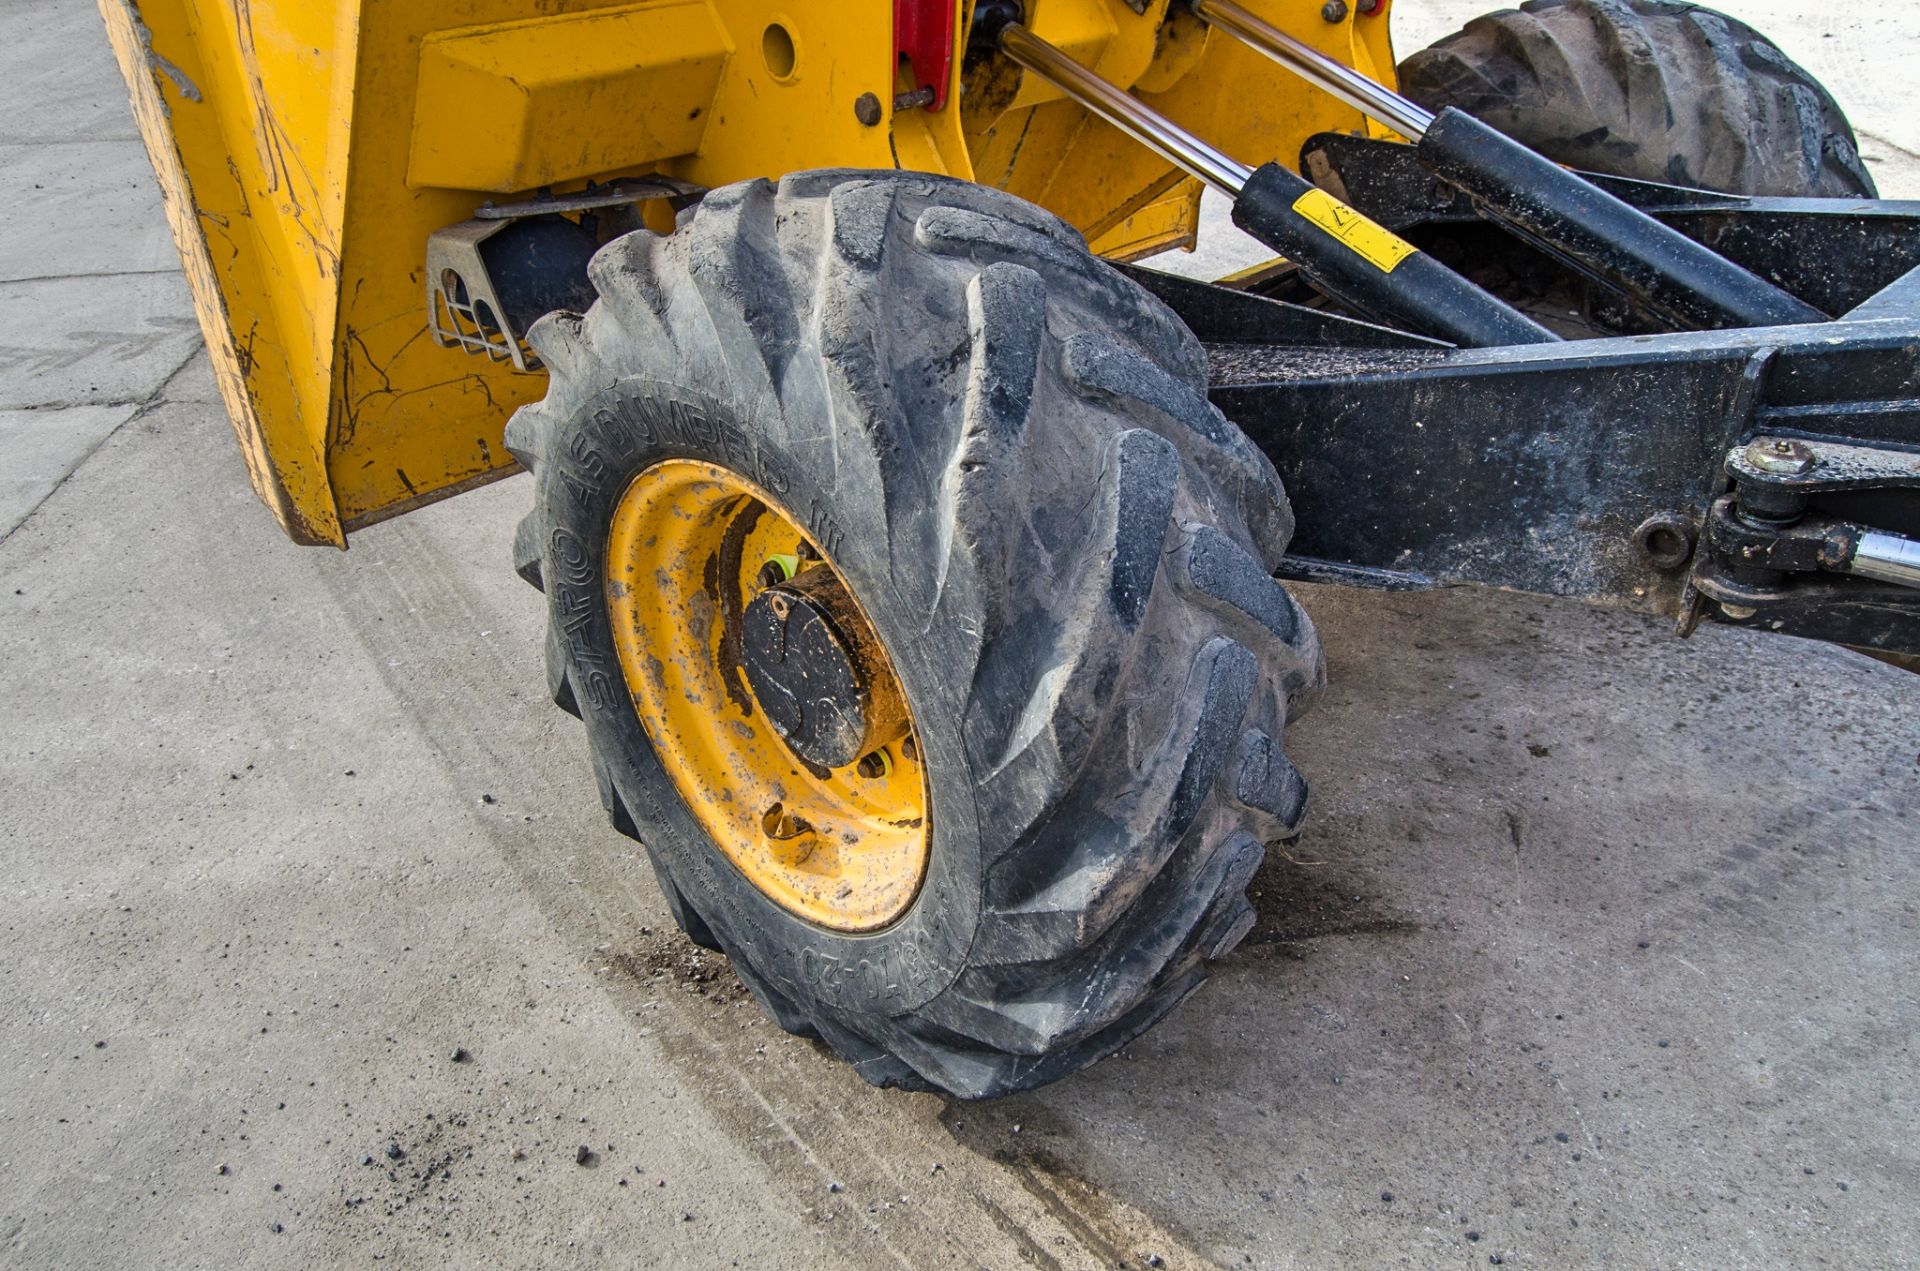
xmin=1399 ymin=0 xmax=1876 ymax=197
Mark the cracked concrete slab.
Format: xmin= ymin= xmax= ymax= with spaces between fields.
xmin=157 ymin=347 xmax=220 ymax=405
xmin=0 ymin=1 xmax=138 ymax=146
xmin=0 ymin=141 xmax=176 ymax=282
xmin=0 ymin=272 xmax=200 ymax=409
xmin=0 ymin=404 xmax=138 ymax=538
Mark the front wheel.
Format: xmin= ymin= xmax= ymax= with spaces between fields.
xmin=505 ymin=171 xmax=1324 ymax=1098
xmin=1399 ymin=0 xmax=1877 ymax=198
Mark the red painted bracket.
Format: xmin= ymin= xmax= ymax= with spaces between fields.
xmin=894 ymin=0 xmax=957 ymax=111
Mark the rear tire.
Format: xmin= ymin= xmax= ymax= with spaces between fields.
xmin=1399 ymin=0 xmax=1877 ymax=198
xmin=506 ymin=171 xmax=1324 ymax=1098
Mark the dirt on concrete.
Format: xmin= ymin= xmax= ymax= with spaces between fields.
xmin=4 ymin=391 xmax=1916 ymax=1269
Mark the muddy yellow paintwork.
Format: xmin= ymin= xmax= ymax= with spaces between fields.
xmin=100 ymin=0 xmax=351 ymax=544
xmin=606 ymin=460 xmax=931 ymax=931
xmin=100 ymin=0 xmax=1397 ymax=544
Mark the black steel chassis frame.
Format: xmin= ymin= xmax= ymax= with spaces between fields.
xmin=1126 ymin=134 xmax=1920 ymax=657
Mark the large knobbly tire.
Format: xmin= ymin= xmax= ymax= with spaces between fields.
xmin=1399 ymin=0 xmax=1877 ymax=198
xmin=504 ymin=170 xmax=1324 ymax=1098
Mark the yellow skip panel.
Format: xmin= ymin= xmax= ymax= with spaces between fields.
xmin=100 ymin=0 xmax=1392 ymax=546
xmin=409 ymin=4 xmax=732 ymax=192
xmin=99 ymin=0 xmax=937 ymax=546
xmin=101 ymin=0 xmax=353 ymax=545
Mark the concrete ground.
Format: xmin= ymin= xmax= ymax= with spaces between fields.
xmin=2 ymin=3 xmax=1917 ymax=1268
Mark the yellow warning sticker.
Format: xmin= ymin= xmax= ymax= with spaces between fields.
xmin=1291 ymin=187 xmax=1419 ymax=273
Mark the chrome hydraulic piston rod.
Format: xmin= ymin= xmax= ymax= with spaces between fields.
xmin=1190 ymin=0 xmax=1437 ymax=141
xmin=994 ymin=20 xmax=1558 ymax=347
xmin=1853 ymin=531 xmax=1920 ymax=590
xmin=996 ymin=21 xmax=1253 ymax=197
xmin=1191 ymin=0 xmax=1827 ymax=331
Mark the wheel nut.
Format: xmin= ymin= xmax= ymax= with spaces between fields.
xmin=856 ymin=750 xmax=891 ymax=779
xmin=1321 ymin=0 xmax=1349 ymax=21
xmin=853 ymin=92 xmax=883 ymax=127
xmin=755 ymin=553 xmax=799 ymax=590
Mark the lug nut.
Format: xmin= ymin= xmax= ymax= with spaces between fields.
xmin=756 ymin=553 xmax=800 ymax=590
xmin=1321 ymin=0 xmax=1349 ymax=21
xmin=856 ymin=750 xmax=891 ymax=779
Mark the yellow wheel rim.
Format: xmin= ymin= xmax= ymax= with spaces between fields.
xmin=605 ymin=459 xmax=929 ymax=932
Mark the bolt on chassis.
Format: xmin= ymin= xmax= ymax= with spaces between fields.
xmin=104 ymin=0 xmax=1920 ymax=1096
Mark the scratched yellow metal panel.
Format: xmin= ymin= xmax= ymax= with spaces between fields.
xmin=101 ymin=0 xmax=354 ymax=545
xmin=336 ymin=2 xmax=679 ymax=534
xmin=101 ymin=0 xmax=958 ymax=543
xmin=331 ymin=0 xmax=959 ymax=534
xmin=1088 ymin=181 xmax=1206 ymax=261
xmin=104 ymin=0 xmax=1395 ymax=544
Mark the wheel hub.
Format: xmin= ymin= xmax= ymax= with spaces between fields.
xmin=603 ymin=459 xmax=928 ymax=932
xmin=742 ymin=565 xmax=907 ymax=772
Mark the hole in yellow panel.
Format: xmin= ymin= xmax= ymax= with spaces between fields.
xmin=762 ymin=22 xmax=796 ymax=80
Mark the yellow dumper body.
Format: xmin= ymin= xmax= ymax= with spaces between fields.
xmin=99 ymin=0 xmax=1398 ymax=545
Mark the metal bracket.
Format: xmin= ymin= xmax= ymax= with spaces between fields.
xmin=428 ymin=177 xmax=705 ymax=372
xmin=1725 ymin=436 xmax=1920 ymax=501
xmin=1695 ymin=435 xmax=1920 ymax=612
xmin=473 ymin=175 xmax=702 ymax=221
xmin=1699 ymin=500 xmax=1863 ymax=591
xmin=426 ymin=219 xmax=534 ymax=371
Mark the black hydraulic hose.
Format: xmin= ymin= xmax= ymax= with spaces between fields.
xmin=995 ymin=18 xmax=1558 ymax=347
xmin=1415 ymin=107 xmax=1829 ymax=330
xmin=1190 ymin=0 xmax=1827 ymax=331
xmin=1230 ymin=161 xmax=1561 ymax=348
